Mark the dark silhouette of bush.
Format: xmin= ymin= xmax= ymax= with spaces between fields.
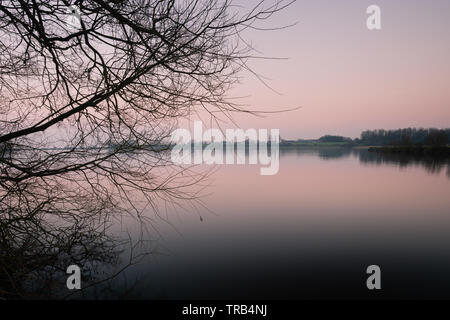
xmin=318 ymin=135 xmax=352 ymax=143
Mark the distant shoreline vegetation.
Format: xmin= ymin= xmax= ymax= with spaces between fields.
xmin=104 ymin=128 xmax=450 ymax=152
xmin=9 ymin=128 xmax=447 ymax=153
xmin=280 ymin=128 xmax=450 ymax=148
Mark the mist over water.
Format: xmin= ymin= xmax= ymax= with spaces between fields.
xmin=85 ymin=148 xmax=450 ymax=299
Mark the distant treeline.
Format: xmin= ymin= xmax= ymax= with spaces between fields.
xmin=357 ymin=128 xmax=450 ymax=146
xmin=318 ymin=135 xmax=353 ymax=143
xmin=281 ymin=128 xmax=450 ymax=147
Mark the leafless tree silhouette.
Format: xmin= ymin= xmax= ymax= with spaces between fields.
xmin=0 ymin=0 xmax=294 ymax=298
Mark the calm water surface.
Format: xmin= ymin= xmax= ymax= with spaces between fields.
xmin=95 ymin=148 xmax=450 ymax=299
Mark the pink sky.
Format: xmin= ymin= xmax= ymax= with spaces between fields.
xmin=195 ymin=0 xmax=450 ymax=139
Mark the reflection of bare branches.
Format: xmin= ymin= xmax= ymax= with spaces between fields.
xmin=62 ymin=232 xmax=149 ymax=300
xmin=0 ymin=181 xmax=119 ymax=299
xmin=0 ymin=153 xmax=213 ymax=299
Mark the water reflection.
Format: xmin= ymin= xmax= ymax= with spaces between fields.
xmin=0 ymin=181 xmax=152 ymax=300
xmin=0 ymin=209 xmax=120 ymax=299
xmin=2 ymin=147 xmax=450 ymax=299
xmin=117 ymin=147 xmax=450 ymax=299
xmin=279 ymin=147 xmax=353 ymax=159
xmin=357 ymin=149 xmax=450 ymax=176
xmin=280 ymin=147 xmax=450 ymax=177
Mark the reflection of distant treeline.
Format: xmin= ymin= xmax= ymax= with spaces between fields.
xmin=279 ymin=147 xmax=450 ymax=177
xmin=368 ymin=145 xmax=450 ymax=156
xmin=279 ymin=146 xmax=353 ymax=159
xmin=358 ymin=149 xmax=450 ymax=176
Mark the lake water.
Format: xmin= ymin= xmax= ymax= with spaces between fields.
xmin=89 ymin=148 xmax=450 ymax=299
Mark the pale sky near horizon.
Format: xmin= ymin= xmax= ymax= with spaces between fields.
xmin=193 ymin=0 xmax=450 ymax=139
